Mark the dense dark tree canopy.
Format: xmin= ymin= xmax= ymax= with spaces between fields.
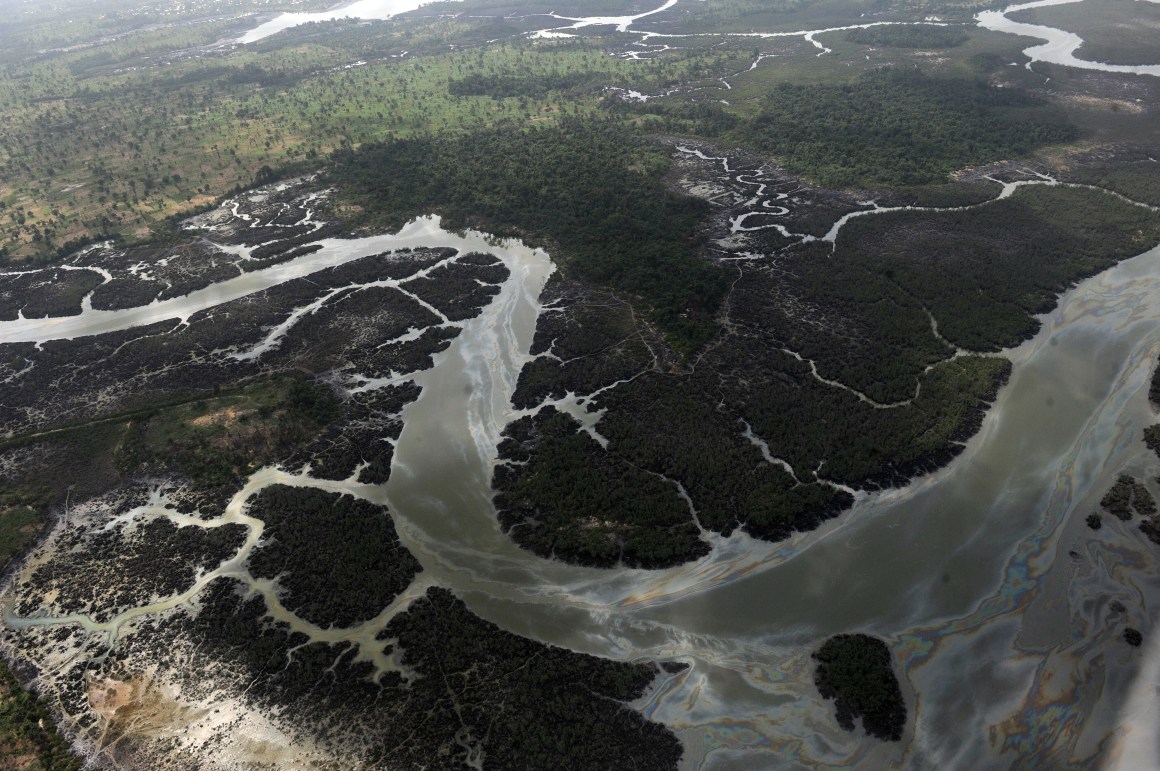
xmin=174 ymin=580 xmax=685 ymax=769
xmin=844 ymin=25 xmax=970 ymax=49
xmin=246 ymin=485 xmax=422 ymax=628
xmin=744 ymin=69 xmax=1078 ymax=188
xmin=332 ymin=117 xmax=727 ymax=352
xmin=813 ymin=633 xmax=907 ymax=741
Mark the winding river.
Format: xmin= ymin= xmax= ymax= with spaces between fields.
xmin=8 ymin=0 xmax=1160 ymax=767
xmin=977 ymin=0 xmax=1160 ymax=77
xmin=436 ymin=236 xmax=1160 ymax=770
xmin=237 ymin=0 xmax=1160 ymax=85
xmin=2 ymin=200 xmax=1160 ymax=767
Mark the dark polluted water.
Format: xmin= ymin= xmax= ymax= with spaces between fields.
xmin=3 ymin=215 xmax=1160 ymax=768
xmin=391 ymin=241 xmax=1160 ymax=769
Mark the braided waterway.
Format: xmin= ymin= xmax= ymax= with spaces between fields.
xmin=1 ymin=196 xmax=1159 ymax=766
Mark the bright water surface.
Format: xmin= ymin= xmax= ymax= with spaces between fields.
xmin=238 ymin=0 xmax=462 ymax=44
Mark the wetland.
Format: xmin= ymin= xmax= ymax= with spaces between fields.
xmin=0 ymin=0 xmax=1159 ymax=769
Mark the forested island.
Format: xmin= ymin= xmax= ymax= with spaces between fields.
xmin=812 ymin=634 xmax=907 ymax=742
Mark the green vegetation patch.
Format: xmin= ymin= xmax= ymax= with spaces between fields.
xmin=116 ymin=375 xmax=341 ymax=487
xmin=512 ymin=281 xmax=667 ymax=408
xmin=743 ymin=69 xmax=1078 ymax=188
xmin=0 ymin=423 xmax=128 ymax=506
xmin=844 ymin=25 xmax=970 ymax=49
xmin=0 ymin=486 xmax=82 ymax=771
xmin=740 ymin=354 xmax=1012 ymax=487
xmin=448 ymin=71 xmax=603 ymax=99
xmin=891 ymin=180 xmax=1004 ymax=208
xmin=598 ymin=371 xmax=858 ymax=537
xmin=332 ymin=118 xmax=727 ymax=352
xmin=1065 ymin=151 xmax=1160 ymax=209
xmin=0 ymin=485 xmax=51 ymax=566
xmin=246 ymin=485 xmax=421 ymax=628
xmin=813 ymin=633 xmax=907 ymax=742
xmin=0 ymin=20 xmax=742 ymax=261
xmin=1008 ymin=0 xmax=1160 ymax=67
xmin=0 ymin=506 xmax=39 ymax=565
xmin=743 ymin=241 xmax=953 ymax=403
xmin=661 ymin=0 xmax=912 ymax=36
xmin=0 ymin=660 xmax=82 ymax=771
